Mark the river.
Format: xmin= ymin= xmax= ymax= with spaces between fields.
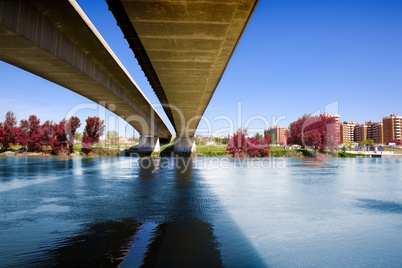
xmin=1 ymin=156 xmax=402 ymax=267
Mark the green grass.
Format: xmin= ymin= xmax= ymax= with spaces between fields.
xmin=337 ymin=152 xmax=369 ymax=158
xmin=196 ymin=145 xmax=229 ymax=156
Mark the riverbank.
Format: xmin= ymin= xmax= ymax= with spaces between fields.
xmin=1 ymin=145 xmax=392 ymax=158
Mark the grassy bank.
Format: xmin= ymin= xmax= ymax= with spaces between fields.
xmin=0 ymin=144 xmax=122 ymax=157
xmin=1 ymin=144 xmax=374 ymax=158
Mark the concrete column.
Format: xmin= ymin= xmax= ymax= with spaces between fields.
xmin=138 ymin=136 xmax=160 ymax=153
xmin=174 ymin=136 xmax=196 ymax=155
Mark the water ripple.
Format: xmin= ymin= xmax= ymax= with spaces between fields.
xmin=357 ymin=199 xmax=402 ymax=214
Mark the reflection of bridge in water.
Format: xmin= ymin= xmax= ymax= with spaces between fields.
xmin=36 ymin=158 xmax=266 ymax=267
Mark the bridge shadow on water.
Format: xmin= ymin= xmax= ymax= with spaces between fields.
xmin=38 ymin=157 xmax=266 ymax=267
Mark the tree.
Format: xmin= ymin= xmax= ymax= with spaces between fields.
xmin=254 ymin=132 xmax=261 ymax=141
xmin=1 ymin=111 xmax=17 ymax=149
xmin=226 ymin=129 xmax=271 ymax=157
xmin=287 ymin=115 xmax=309 ymax=146
xmin=106 ymin=130 xmax=119 ymax=146
xmin=386 ymin=140 xmax=402 ymax=146
xmin=4 ymin=111 xmax=17 ymax=130
xmin=14 ymin=120 xmax=29 ymax=150
xmin=40 ymin=120 xmax=55 ymax=150
xmin=359 ymin=139 xmax=375 ymax=147
xmin=66 ymin=116 xmax=81 ymax=153
xmin=246 ymin=135 xmax=271 ymax=157
xmin=49 ymin=120 xmax=68 ymax=154
xmin=303 ymin=129 xmax=321 ymax=150
xmin=0 ymin=124 xmax=6 ymax=150
xmin=287 ymin=114 xmax=339 ymax=153
xmin=226 ymin=129 xmax=248 ymax=156
xmin=75 ymin=132 xmax=82 ymax=141
xmin=82 ymin=117 xmax=105 ymax=154
xmin=27 ymin=115 xmax=42 ymax=150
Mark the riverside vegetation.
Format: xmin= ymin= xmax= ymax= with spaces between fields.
xmin=0 ymin=111 xmax=372 ymax=158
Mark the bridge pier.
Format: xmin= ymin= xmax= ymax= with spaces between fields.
xmin=138 ymin=136 xmax=160 ymax=153
xmin=174 ymin=137 xmax=196 ymax=156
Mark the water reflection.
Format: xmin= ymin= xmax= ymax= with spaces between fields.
xmin=357 ymin=199 xmax=402 ymax=214
xmin=135 ymin=157 xmax=224 ymax=267
xmin=132 ymin=157 xmax=265 ymax=267
xmin=141 ymin=220 xmax=223 ymax=267
xmin=39 ymin=219 xmax=142 ymax=267
xmin=3 ymin=157 xmax=401 ymax=266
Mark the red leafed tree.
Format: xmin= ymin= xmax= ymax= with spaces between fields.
xmin=14 ymin=120 xmax=29 ymax=150
xmin=226 ymin=129 xmax=248 ymax=156
xmin=40 ymin=120 xmax=55 ymax=149
xmin=246 ymin=135 xmax=272 ymax=157
xmin=1 ymin=111 xmax=17 ymax=149
xmin=287 ymin=115 xmax=308 ymax=146
xmin=288 ymin=114 xmax=339 ymax=153
xmin=82 ymin=117 xmax=105 ymax=154
xmin=49 ymin=120 xmax=68 ymax=154
xmin=261 ymin=134 xmax=272 ymax=152
xmin=27 ymin=115 xmax=42 ymax=150
xmin=66 ymin=116 xmax=81 ymax=153
xmin=303 ymin=129 xmax=321 ymax=150
xmin=227 ymin=129 xmax=271 ymax=157
xmin=246 ymin=137 xmax=261 ymax=157
xmin=386 ymin=140 xmax=402 ymax=146
xmin=0 ymin=124 xmax=6 ymax=150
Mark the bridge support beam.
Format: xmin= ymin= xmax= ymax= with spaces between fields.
xmin=138 ymin=136 xmax=160 ymax=153
xmin=174 ymin=137 xmax=196 ymax=156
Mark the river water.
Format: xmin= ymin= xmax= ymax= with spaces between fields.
xmin=1 ymin=156 xmax=402 ymax=267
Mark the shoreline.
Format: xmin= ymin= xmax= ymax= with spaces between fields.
xmin=2 ymin=148 xmax=399 ymax=159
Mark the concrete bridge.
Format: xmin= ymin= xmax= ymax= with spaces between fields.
xmin=0 ymin=0 xmax=171 ymax=152
xmin=1 ymin=0 xmax=259 ymax=154
xmin=107 ymin=0 xmax=259 ymax=153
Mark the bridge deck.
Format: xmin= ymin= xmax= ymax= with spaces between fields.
xmin=108 ymin=0 xmax=259 ymax=137
xmin=0 ymin=0 xmax=171 ymax=139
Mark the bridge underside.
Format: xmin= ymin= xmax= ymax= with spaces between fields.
xmin=107 ymin=0 xmax=259 ymax=138
xmin=0 ymin=0 xmax=171 ymax=140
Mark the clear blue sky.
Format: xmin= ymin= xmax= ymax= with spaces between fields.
xmin=1 ymin=0 xmax=401 ymax=137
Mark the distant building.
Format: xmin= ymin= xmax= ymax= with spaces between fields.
xmin=322 ymin=113 xmax=340 ymax=124
xmin=366 ymin=121 xmax=383 ymax=144
xmin=340 ymin=122 xmax=356 ymax=144
xmin=354 ymin=124 xmax=368 ymax=143
xmin=382 ymin=114 xmax=401 ymax=143
xmin=265 ymin=126 xmax=287 ymax=145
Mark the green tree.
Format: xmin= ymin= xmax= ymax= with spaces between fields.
xmin=75 ymin=132 xmax=82 ymax=141
xmin=254 ymin=132 xmax=261 ymax=141
xmin=106 ymin=130 xmax=119 ymax=146
xmin=359 ymin=139 xmax=374 ymax=147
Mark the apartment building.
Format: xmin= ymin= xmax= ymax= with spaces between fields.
xmin=354 ymin=124 xmax=368 ymax=143
xmin=366 ymin=121 xmax=383 ymax=144
xmin=340 ymin=122 xmax=356 ymax=144
xmin=383 ymin=114 xmax=402 ymax=143
xmin=265 ymin=126 xmax=287 ymax=145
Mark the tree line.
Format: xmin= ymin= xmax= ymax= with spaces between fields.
xmin=226 ymin=129 xmax=272 ymax=157
xmin=0 ymin=111 xmax=105 ymax=154
xmin=226 ymin=114 xmax=339 ymax=157
xmin=287 ymin=114 xmax=339 ymax=153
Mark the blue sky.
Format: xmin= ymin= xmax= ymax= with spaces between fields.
xmin=1 ymin=0 xmax=401 ymax=137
